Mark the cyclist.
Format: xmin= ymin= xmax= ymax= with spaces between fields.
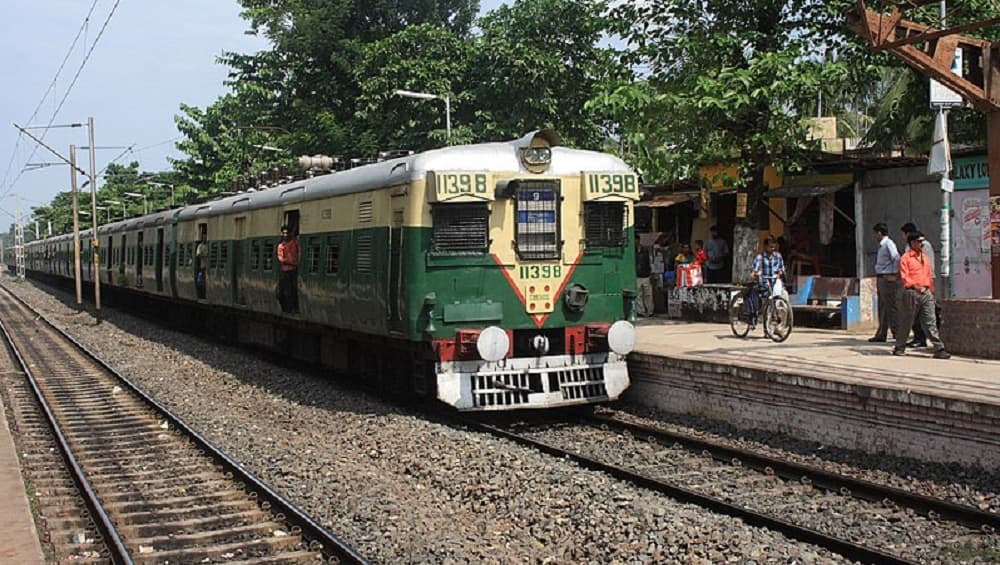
xmin=751 ymin=237 xmax=785 ymax=292
xmin=747 ymin=237 xmax=785 ymax=325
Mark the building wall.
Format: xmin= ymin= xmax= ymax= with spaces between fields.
xmin=861 ymin=166 xmax=946 ymax=298
xmin=951 ymin=155 xmax=991 ymax=298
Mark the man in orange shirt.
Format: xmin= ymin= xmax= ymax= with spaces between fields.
xmin=893 ymin=232 xmax=949 ymax=359
xmin=276 ymin=225 xmax=300 ymax=314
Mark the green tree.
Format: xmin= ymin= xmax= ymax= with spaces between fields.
xmin=465 ymin=0 xmax=622 ymax=148
xmin=603 ymin=0 xmax=874 ymax=278
xmin=354 ymin=24 xmax=472 ymax=151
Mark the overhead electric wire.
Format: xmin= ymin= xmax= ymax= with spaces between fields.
xmin=0 ymin=0 xmax=102 ymax=196
xmin=1 ymin=0 xmax=124 ymax=203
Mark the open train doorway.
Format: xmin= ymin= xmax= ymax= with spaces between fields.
xmin=136 ymin=232 xmax=144 ymax=287
xmin=155 ymin=228 xmax=164 ymax=292
xmin=282 ymin=210 xmax=300 ymax=236
xmin=233 ymin=217 xmax=246 ymax=305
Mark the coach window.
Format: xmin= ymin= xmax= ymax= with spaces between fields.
xmin=263 ymin=241 xmax=274 ymax=271
xmin=584 ymin=201 xmax=627 ymax=248
xmin=251 ymin=240 xmax=261 ymax=270
xmin=514 ymin=180 xmax=561 ymax=260
xmin=306 ymin=237 xmax=321 ymax=274
xmin=431 ymin=203 xmax=489 ymax=254
xmin=219 ymin=241 xmax=229 ymax=270
xmin=209 ymin=242 xmax=219 ymax=270
xmin=325 ymin=236 xmax=340 ymax=274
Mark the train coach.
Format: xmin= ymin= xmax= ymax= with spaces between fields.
xmin=17 ymin=130 xmax=640 ymax=411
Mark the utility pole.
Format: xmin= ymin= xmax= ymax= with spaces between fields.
xmin=15 ymin=196 xmax=24 ymax=280
xmin=848 ymin=4 xmax=1000 ymax=298
xmin=88 ymin=117 xmax=101 ymax=311
xmin=69 ymin=145 xmax=83 ymax=305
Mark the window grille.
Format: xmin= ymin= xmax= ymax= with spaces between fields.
xmin=584 ymin=202 xmax=627 ymax=247
xmin=220 ymin=241 xmax=229 ymax=269
xmin=432 ymin=204 xmax=489 ymax=254
xmin=209 ymin=243 xmax=218 ymax=269
xmin=307 ymin=239 xmax=321 ymax=274
xmin=187 ymin=243 xmax=194 ymax=266
xmin=251 ymin=241 xmax=261 ymax=270
xmin=515 ymin=180 xmax=560 ymax=260
xmin=356 ymin=234 xmax=373 ymax=274
xmin=263 ymin=242 xmax=274 ymax=271
xmin=326 ymin=238 xmax=340 ymax=274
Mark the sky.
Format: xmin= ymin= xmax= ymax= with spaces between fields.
xmin=0 ymin=0 xmax=508 ymax=229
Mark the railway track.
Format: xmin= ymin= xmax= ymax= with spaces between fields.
xmin=467 ymin=408 xmax=1000 ymax=565
xmin=0 ymin=284 xmax=368 ymax=564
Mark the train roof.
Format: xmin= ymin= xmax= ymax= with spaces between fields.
xmin=174 ymin=132 xmax=632 ymax=222
xmin=29 ymin=132 xmax=635 ymax=240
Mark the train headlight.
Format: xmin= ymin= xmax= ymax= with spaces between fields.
xmin=520 ymin=146 xmax=551 ymax=167
xmin=477 ymin=326 xmax=510 ymax=362
xmin=607 ymin=320 xmax=636 ymax=355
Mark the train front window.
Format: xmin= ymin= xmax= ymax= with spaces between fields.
xmin=515 ymin=180 xmax=560 ymax=260
xmin=432 ymin=203 xmax=489 ymax=254
xmin=584 ymin=202 xmax=627 ymax=247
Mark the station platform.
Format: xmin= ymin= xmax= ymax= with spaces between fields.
xmin=0 ymin=389 xmax=44 ymax=564
xmin=625 ymin=318 xmax=1000 ymax=469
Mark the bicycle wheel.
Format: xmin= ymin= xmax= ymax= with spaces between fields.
xmin=729 ymin=293 xmax=751 ymax=337
xmin=764 ymin=296 xmax=793 ymax=343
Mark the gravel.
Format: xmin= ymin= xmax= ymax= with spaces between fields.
xmin=1 ymin=277 xmax=851 ymax=564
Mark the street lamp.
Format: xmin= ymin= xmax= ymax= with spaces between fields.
xmin=105 ymin=200 xmax=126 ymax=220
xmin=96 ymin=205 xmax=111 ymax=223
xmin=124 ymin=191 xmax=148 ymax=215
xmin=394 ymin=89 xmax=451 ymax=144
xmin=147 ymin=181 xmax=175 ymax=207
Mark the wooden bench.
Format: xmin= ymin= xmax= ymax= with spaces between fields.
xmin=791 ymin=277 xmax=857 ymax=320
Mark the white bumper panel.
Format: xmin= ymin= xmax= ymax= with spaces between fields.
xmin=437 ymin=352 xmax=631 ymax=411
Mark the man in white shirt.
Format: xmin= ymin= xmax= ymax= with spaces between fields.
xmin=869 ymin=223 xmax=900 ymax=343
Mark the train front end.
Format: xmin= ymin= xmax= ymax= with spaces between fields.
xmin=411 ymin=130 xmax=639 ymax=411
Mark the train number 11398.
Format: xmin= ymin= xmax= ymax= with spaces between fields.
xmin=435 ymin=173 xmax=489 ymax=195
xmin=585 ymin=173 xmax=637 ymax=195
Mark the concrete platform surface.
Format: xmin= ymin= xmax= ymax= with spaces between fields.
xmin=634 ymin=318 xmax=1000 ymax=407
xmin=0 ymin=394 xmax=44 ymax=564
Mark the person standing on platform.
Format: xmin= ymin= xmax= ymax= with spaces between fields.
xmin=893 ymin=232 xmax=950 ymax=359
xmin=869 ymin=223 xmax=900 ymax=343
xmin=276 ymin=225 xmax=300 ymax=314
xmin=900 ymin=222 xmax=936 ymax=348
xmin=704 ymin=226 xmax=729 ymax=283
xmin=634 ymin=235 xmax=653 ymax=317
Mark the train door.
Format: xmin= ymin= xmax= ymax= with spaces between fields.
xmin=195 ymin=223 xmax=208 ymax=299
xmin=388 ymin=208 xmax=403 ymax=326
xmin=155 ymin=228 xmax=164 ymax=292
xmin=106 ymin=236 xmax=113 ymax=283
xmin=136 ymin=232 xmax=144 ymax=287
xmin=119 ymin=235 xmax=127 ymax=285
xmin=233 ymin=217 xmax=246 ymax=305
xmin=169 ymin=222 xmax=178 ymax=299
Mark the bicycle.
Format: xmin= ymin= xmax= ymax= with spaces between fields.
xmin=729 ymin=275 xmax=793 ymax=342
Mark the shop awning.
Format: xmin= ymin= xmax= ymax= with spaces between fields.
xmin=764 ymin=184 xmax=851 ymax=198
xmin=634 ymin=193 xmax=694 ymax=208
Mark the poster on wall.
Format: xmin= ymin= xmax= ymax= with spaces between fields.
xmin=992 ymin=196 xmax=1000 ymax=256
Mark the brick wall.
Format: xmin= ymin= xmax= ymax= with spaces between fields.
xmin=626 ymin=352 xmax=1000 ymax=469
xmin=941 ymin=299 xmax=1000 ymax=359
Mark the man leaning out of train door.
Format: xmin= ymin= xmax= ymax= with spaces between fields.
xmin=276 ymin=225 xmax=300 ymax=314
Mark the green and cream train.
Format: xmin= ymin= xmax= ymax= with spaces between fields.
xmin=18 ymin=130 xmax=639 ymax=411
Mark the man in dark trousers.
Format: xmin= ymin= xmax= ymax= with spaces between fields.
xmin=900 ymin=222 xmax=936 ymax=347
xmin=276 ymin=225 xmax=300 ymax=314
xmin=869 ymin=223 xmax=900 ymax=343
xmin=634 ymin=234 xmax=653 ymax=317
xmin=893 ymin=232 xmax=950 ymax=359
